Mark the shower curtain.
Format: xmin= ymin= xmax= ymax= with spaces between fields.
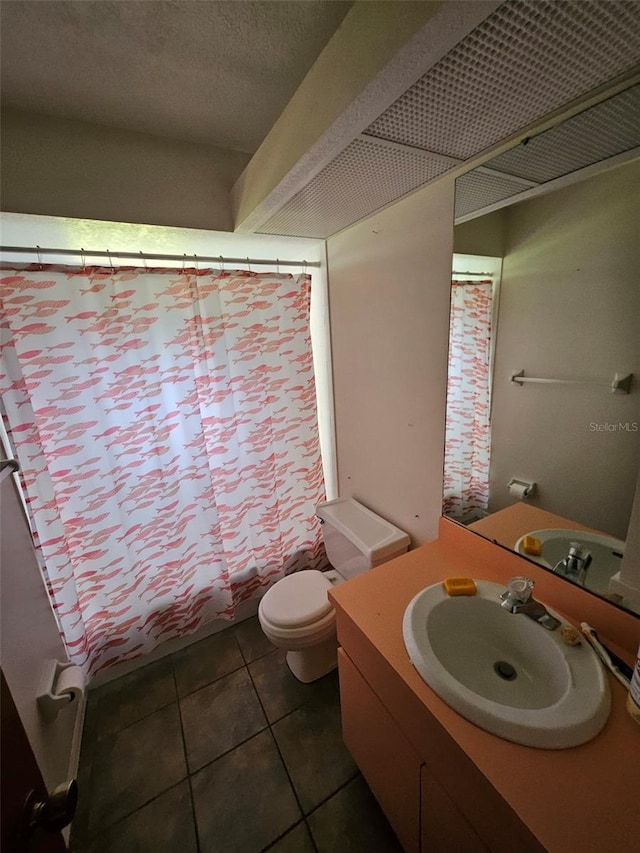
xmin=442 ymin=279 xmax=493 ymax=521
xmin=0 ymin=264 xmax=327 ymax=675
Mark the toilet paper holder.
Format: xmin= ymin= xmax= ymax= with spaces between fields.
xmin=37 ymin=660 xmax=85 ymax=720
xmin=507 ymin=478 xmax=536 ymax=499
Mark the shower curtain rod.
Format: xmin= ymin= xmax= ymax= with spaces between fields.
xmin=0 ymin=245 xmax=321 ymax=268
xmin=451 ymin=270 xmax=494 ymax=277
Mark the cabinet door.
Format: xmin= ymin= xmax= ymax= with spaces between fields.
xmin=338 ymin=648 xmax=421 ymax=853
xmin=421 ymin=764 xmax=487 ymax=853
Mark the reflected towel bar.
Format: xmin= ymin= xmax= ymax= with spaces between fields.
xmin=511 ymin=370 xmax=633 ymax=395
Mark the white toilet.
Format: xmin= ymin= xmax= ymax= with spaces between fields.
xmin=258 ymin=497 xmax=410 ymax=683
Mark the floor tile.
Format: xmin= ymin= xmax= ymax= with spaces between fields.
xmin=249 ymin=648 xmax=338 ymax=724
xmin=191 ymin=729 xmax=301 ymax=853
xmin=265 ymin=820 xmax=316 ymax=852
xmin=234 ymin=615 xmax=275 ymax=663
xmin=307 ymin=775 xmax=403 ymax=853
xmin=271 ymin=683 xmax=357 ymax=814
xmin=87 ymin=703 xmax=187 ymax=833
xmin=94 ymin=656 xmax=176 ymax=737
xmin=86 ymin=781 xmax=197 ymax=853
xmin=172 ymin=628 xmax=245 ymax=697
xmin=180 ymin=667 xmax=267 ymax=772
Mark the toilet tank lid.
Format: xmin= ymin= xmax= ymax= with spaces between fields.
xmin=316 ymin=498 xmax=410 ymax=562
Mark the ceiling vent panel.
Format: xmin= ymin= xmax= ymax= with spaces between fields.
xmin=454 ymin=171 xmax=532 ymax=220
xmin=257 ymin=138 xmax=452 ymax=239
xmin=480 ymin=85 xmax=640 ymax=184
xmin=365 ymin=0 xmax=640 ymax=161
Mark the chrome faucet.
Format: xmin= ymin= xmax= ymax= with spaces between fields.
xmin=553 ymin=542 xmax=592 ymax=585
xmin=500 ymin=577 xmax=560 ymax=631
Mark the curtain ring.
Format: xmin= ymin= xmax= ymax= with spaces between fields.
xmin=182 ymin=253 xmax=187 ymax=271
xmin=246 ymin=256 xmax=251 ymax=272
xmin=106 ymin=249 xmax=115 ymax=272
xmin=303 ymin=259 xmax=307 ymax=275
xmin=276 ymin=258 xmax=280 ymax=274
xmin=139 ymin=250 xmax=148 ymax=271
xmin=194 ymin=253 xmax=198 ymax=272
xmin=219 ymin=255 xmax=224 ymax=272
xmin=36 ymin=245 xmax=43 ymax=270
xmin=80 ymin=248 xmax=86 ymax=270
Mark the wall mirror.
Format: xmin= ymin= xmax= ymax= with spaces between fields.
xmin=444 ymin=82 xmax=640 ymax=616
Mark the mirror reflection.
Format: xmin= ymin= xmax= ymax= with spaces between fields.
xmin=444 ymin=107 xmax=640 ymax=615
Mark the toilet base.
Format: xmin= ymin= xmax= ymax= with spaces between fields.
xmin=285 ymin=635 xmax=338 ymax=683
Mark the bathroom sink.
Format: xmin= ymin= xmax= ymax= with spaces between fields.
xmin=402 ymin=580 xmax=610 ymax=748
xmin=514 ymin=529 xmax=624 ymax=595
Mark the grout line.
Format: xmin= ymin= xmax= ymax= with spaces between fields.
xmin=174 ymin=668 xmax=202 ymax=853
xmin=176 ymin=658 xmax=246 ymax=702
xmin=79 ymin=779 xmax=190 ymax=847
xmin=187 ymin=718 xmax=271 ymax=777
xmin=259 ymin=818 xmax=313 ymax=852
xmin=93 ymin=695 xmax=176 ymax=741
xmin=244 ymin=661 xmax=311 ymax=839
xmin=304 ymin=768 xmax=360 ymax=817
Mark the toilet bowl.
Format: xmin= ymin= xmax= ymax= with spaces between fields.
xmin=258 ymin=497 xmax=410 ymax=683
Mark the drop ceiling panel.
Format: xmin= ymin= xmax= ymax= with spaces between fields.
xmin=365 ymin=0 xmax=640 ymax=161
xmin=258 ymin=138 xmax=452 ymax=239
xmin=480 ymin=85 xmax=640 ymax=184
xmin=454 ymin=171 xmax=530 ymax=220
xmin=259 ymin=0 xmax=640 ymax=238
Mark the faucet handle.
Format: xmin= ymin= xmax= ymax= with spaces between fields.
xmin=505 ymin=576 xmax=534 ymax=604
xmin=568 ymin=542 xmax=592 ymax=565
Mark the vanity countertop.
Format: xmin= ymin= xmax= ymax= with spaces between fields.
xmin=329 ymin=517 xmax=639 ymax=853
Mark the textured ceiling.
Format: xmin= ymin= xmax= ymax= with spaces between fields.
xmin=0 ymin=0 xmax=352 ymax=153
xmin=258 ymin=0 xmax=640 ymax=238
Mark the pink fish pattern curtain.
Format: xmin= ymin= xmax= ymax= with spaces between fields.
xmin=0 ymin=265 xmax=327 ymax=675
xmin=442 ymin=280 xmax=493 ymax=521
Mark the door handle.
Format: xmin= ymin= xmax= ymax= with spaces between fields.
xmin=19 ymin=780 xmax=78 ymax=840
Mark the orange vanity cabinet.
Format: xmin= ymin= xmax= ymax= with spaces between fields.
xmin=338 ymin=648 xmax=421 ymax=852
xmin=338 ymin=647 xmax=489 ymax=853
xmin=330 ymin=523 xmax=639 ymax=853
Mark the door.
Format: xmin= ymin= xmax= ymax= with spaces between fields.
xmin=1 ymin=670 xmax=67 ymax=852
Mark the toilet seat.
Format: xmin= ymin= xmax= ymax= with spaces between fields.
xmin=259 ymin=570 xmax=333 ymax=629
xmin=259 ymin=606 xmax=336 ymax=644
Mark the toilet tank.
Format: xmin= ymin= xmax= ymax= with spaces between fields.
xmin=316 ymin=497 xmax=410 ymax=580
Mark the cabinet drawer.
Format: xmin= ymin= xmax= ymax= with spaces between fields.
xmin=338 ymin=648 xmax=421 ymax=853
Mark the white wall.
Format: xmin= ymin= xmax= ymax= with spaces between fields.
xmin=0 ymin=108 xmax=250 ymax=231
xmin=326 ymin=176 xmax=455 ymax=546
xmin=0 ymin=471 xmax=81 ymax=791
xmin=488 ymin=161 xmax=640 ymax=540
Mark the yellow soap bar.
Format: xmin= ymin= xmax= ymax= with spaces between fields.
xmin=443 ymin=577 xmax=477 ymax=596
xmin=522 ymin=535 xmax=542 ymax=556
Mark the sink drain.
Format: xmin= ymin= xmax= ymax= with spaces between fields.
xmin=494 ymin=660 xmax=517 ymax=681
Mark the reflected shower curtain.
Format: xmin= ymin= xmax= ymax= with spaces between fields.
xmin=442 ymin=280 xmax=493 ymax=521
xmin=0 ymin=265 xmax=327 ymax=675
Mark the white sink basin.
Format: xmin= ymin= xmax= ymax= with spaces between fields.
xmin=514 ymin=529 xmax=625 ymax=596
xmin=403 ymin=581 xmax=610 ymax=749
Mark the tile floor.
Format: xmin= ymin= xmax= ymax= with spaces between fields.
xmin=70 ymin=617 xmax=403 ymax=852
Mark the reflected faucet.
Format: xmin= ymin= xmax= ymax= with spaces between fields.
xmin=500 ymin=577 xmax=560 ymax=631
xmin=553 ymin=542 xmax=592 ymax=586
